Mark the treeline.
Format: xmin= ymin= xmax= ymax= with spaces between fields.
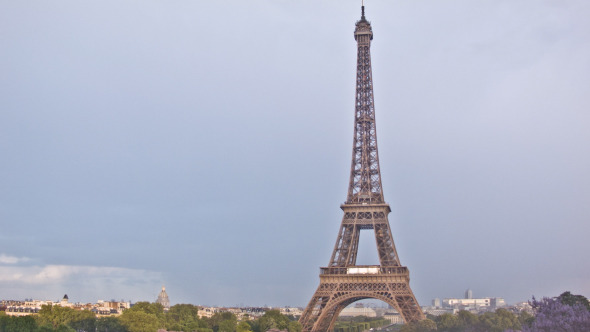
xmin=400 ymin=291 xmax=590 ymax=332
xmin=334 ymin=316 xmax=389 ymax=332
xmin=399 ymin=308 xmax=530 ymax=332
xmin=0 ymin=302 xmax=302 ymax=332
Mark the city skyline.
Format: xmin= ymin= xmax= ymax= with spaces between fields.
xmin=1 ymin=1 xmax=589 ymax=307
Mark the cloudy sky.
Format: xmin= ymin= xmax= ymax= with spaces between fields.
xmin=1 ymin=0 xmax=589 ymax=307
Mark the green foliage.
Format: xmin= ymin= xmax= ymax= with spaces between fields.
xmin=334 ymin=316 xmax=388 ymax=332
xmin=207 ymin=312 xmax=237 ymax=332
xmin=256 ymin=310 xmax=290 ymax=332
xmin=67 ymin=309 xmax=96 ymax=332
xmin=237 ymin=321 xmax=253 ymax=332
xmin=399 ymin=318 xmax=437 ymax=332
xmin=436 ymin=313 xmax=460 ymax=332
xmin=120 ymin=310 xmax=161 ymax=332
xmin=97 ymin=316 xmax=128 ymax=332
xmin=476 ymin=309 xmax=520 ymax=332
xmin=517 ymin=309 xmax=534 ymax=328
xmin=558 ymin=291 xmax=590 ymax=310
xmin=127 ymin=302 xmax=165 ymax=317
xmin=54 ymin=324 xmax=75 ymax=332
xmin=118 ymin=301 xmax=171 ymax=332
xmin=455 ymin=310 xmax=477 ymax=327
xmin=37 ymin=324 xmax=55 ymax=332
xmin=0 ymin=315 xmax=39 ymax=332
xmin=432 ymin=308 xmax=524 ymax=332
xmin=218 ymin=319 xmax=237 ymax=332
xmin=37 ymin=304 xmax=74 ymax=328
xmin=165 ymin=303 xmax=207 ymax=332
xmin=36 ymin=304 xmax=97 ymax=331
xmin=287 ymin=320 xmax=302 ymax=332
xmin=167 ymin=303 xmax=199 ymax=322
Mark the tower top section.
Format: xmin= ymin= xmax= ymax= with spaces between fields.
xmin=347 ymin=3 xmax=383 ymax=205
xmin=355 ymin=6 xmax=373 ymax=43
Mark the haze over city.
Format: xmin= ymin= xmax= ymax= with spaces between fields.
xmin=1 ymin=0 xmax=589 ymax=308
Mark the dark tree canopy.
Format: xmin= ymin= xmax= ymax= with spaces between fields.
xmin=557 ymin=291 xmax=590 ymax=311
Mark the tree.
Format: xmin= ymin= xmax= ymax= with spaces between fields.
xmin=96 ymin=316 xmax=127 ymax=332
xmin=257 ymin=310 xmax=290 ymax=332
xmin=36 ymin=304 xmax=96 ymax=330
xmin=165 ymin=304 xmax=206 ymax=331
xmin=436 ymin=313 xmax=460 ymax=332
xmin=287 ymin=321 xmax=302 ymax=332
xmin=55 ymin=324 xmax=76 ymax=332
xmin=456 ymin=310 xmax=478 ymax=328
xmin=68 ymin=309 xmax=97 ymax=332
xmin=127 ymin=302 xmax=165 ymax=317
xmin=399 ymin=319 xmax=437 ymax=332
xmin=476 ymin=309 xmax=520 ymax=332
xmin=167 ymin=303 xmax=199 ymax=322
xmin=517 ymin=310 xmax=534 ymax=328
xmin=207 ymin=312 xmax=237 ymax=332
xmin=237 ymin=321 xmax=253 ymax=332
xmin=0 ymin=315 xmax=39 ymax=332
xmin=120 ymin=310 xmax=161 ymax=332
xmin=558 ymin=291 xmax=590 ymax=311
xmin=37 ymin=304 xmax=75 ymax=328
xmin=525 ymin=296 xmax=590 ymax=332
xmin=218 ymin=319 xmax=237 ymax=332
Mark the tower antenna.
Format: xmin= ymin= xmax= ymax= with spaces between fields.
xmin=361 ymin=0 xmax=366 ymax=19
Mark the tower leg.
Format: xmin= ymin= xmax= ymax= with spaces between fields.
xmin=299 ymin=274 xmax=424 ymax=332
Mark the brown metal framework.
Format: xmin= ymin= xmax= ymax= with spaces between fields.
xmin=299 ymin=7 xmax=424 ymax=332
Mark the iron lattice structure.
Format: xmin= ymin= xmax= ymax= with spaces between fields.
xmin=299 ymin=7 xmax=424 ymax=332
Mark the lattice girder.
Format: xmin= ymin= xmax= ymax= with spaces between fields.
xmin=329 ymin=204 xmax=400 ymax=268
xmin=301 ymin=273 xmax=423 ymax=332
xmin=300 ymin=6 xmax=424 ymax=331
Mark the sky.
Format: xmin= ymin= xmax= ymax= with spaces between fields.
xmin=1 ymin=0 xmax=589 ymax=308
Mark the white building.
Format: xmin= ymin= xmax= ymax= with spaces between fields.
xmin=442 ymin=297 xmax=505 ymax=310
xmin=383 ymin=313 xmax=404 ymax=324
xmin=339 ymin=307 xmax=377 ymax=317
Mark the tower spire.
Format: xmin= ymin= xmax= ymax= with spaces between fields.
xmin=350 ymin=4 xmax=378 ymax=204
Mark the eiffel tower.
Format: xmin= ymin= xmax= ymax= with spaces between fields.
xmin=299 ymin=5 xmax=424 ymax=332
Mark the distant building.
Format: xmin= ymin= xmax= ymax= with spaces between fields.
xmin=422 ymin=307 xmax=455 ymax=316
xmin=383 ymin=312 xmax=404 ymax=324
xmin=95 ymin=300 xmax=131 ymax=315
xmin=3 ymin=298 xmax=130 ymax=317
xmin=156 ymin=286 xmax=170 ymax=310
xmin=442 ymin=297 xmax=505 ymax=310
xmin=197 ymin=306 xmax=270 ymax=320
xmin=444 ymin=298 xmax=490 ymax=308
xmin=465 ymin=289 xmax=473 ymax=299
xmin=432 ymin=298 xmax=441 ymax=308
xmin=339 ymin=306 xmax=377 ymax=317
xmin=198 ymin=307 xmax=217 ymax=319
xmin=279 ymin=307 xmax=303 ymax=318
xmin=513 ymin=301 xmax=533 ymax=313
xmin=491 ymin=298 xmax=505 ymax=308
